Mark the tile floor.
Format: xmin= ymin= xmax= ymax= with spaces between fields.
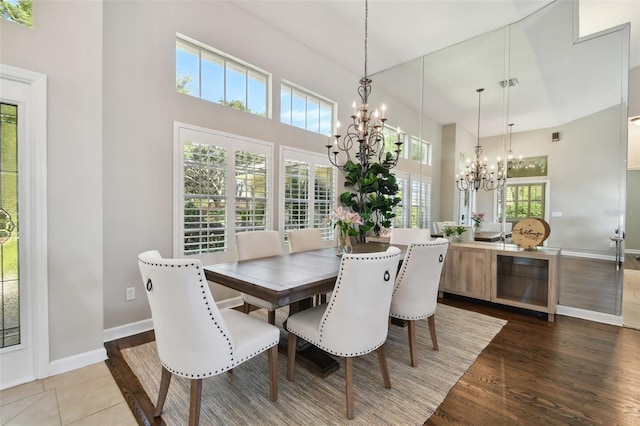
xmin=0 ymin=362 xmax=136 ymax=425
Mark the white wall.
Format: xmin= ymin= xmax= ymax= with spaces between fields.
xmin=0 ymin=1 xmax=104 ymax=361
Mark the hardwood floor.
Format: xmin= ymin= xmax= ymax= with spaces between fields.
xmin=105 ymin=298 xmax=640 ymax=425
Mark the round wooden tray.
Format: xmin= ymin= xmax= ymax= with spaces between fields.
xmin=512 ymin=218 xmax=550 ymax=249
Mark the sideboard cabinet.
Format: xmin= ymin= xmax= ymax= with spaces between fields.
xmin=439 ymin=242 xmax=561 ymax=322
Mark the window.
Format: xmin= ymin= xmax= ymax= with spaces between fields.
xmin=280 ymin=148 xmax=336 ymax=241
xmin=381 ymin=124 xmax=403 ymax=158
xmin=409 ymin=135 xmax=431 ymax=165
xmin=498 ymin=183 xmax=546 ymax=223
xmin=410 ymin=177 xmax=432 ymax=228
xmin=176 ymin=35 xmax=270 ymax=117
xmin=0 ymin=103 xmax=19 ymax=348
xmin=175 ymin=123 xmax=273 ymax=262
xmin=1 ymin=0 xmax=32 ymax=28
xmin=391 ymin=172 xmax=431 ymax=230
xmin=392 ymin=172 xmax=409 ymax=228
xmin=281 ymin=82 xmax=334 ymax=136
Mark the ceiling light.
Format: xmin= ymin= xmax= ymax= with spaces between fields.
xmin=326 ymin=0 xmax=402 ymax=172
xmin=456 ymin=89 xmax=506 ymax=192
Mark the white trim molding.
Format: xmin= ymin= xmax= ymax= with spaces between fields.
xmin=556 ymin=305 xmax=624 ymax=327
xmin=0 ymin=64 xmax=49 ymax=382
xmin=49 ymin=348 xmax=107 ymax=377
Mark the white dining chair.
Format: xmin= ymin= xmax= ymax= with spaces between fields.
xmin=286 ymin=247 xmax=402 ymax=419
xmin=287 ymin=228 xmax=328 ymax=304
xmin=287 ymin=228 xmax=324 ymax=252
xmin=389 ymin=238 xmax=449 ymax=367
xmin=138 ymin=250 xmax=279 ymax=426
xmin=389 ymin=227 xmax=430 ymax=246
xmin=236 ymin=230 xmax=283 ymax=324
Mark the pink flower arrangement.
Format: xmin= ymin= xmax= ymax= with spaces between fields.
xmin=471 ymin=212 xmax=485 ymax=227
xmin=330 ymin=206 xmax=362 ymax=237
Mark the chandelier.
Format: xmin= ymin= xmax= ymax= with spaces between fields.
xmin=456 ymin=88 xmax=506 ymax=192
xmin=326 ymin=0 xmax=402 ymax=171
xmin=506 ymin=123 xmax=522 ymax=170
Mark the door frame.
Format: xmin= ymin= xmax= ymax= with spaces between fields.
xmin=0 ymin=64 xmax=49 ymax=389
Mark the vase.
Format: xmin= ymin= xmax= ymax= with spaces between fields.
xmin=455 ymin=234 xmax=464 ymax=242
xmin=337 ymin=233 xmax=352 ymax=256
xmin=474 ymin=224 xmax=480 ymax=233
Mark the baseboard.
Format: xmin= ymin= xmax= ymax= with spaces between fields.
xmin=626 ymin=248 xmax=640 ymax=255
xmin=103 ymin=318 xmax=154 ymax=343
xmin=561 ymin=251 xmax=616 ymax=262
xmin=49 ymin=347 xmax=107 ymax=377
xmin=556 ymin=305 xmax=624 ymax=326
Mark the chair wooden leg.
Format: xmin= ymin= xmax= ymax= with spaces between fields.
xmin=287 ymin=332 xmax=297 ymax=381
xmin=428 ymin=314 xmax=439 ymax=351
xmin=188 ymin=378 xmax=202 ymax=426
xmin=407 ymin=319 xmax=418 ymax=367
xmin=267 ymin=310 xmax=276 ymax=325
xmin=154 ymin=366 xmax=172 ymax=417
xmin=345 ymin=357 xmax=354 ymax=420
xmin=376 ymin=344 xmax=391 ymax=389
xmin=242 ymin=301 xmax=251 ymax=314
xmin=268 ymin=345 xmax=278 ymax=401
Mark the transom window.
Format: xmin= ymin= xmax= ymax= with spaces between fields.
xmin=280 ymin=81 xmax=334 ymax=136
xmin=409 ymin=136 xmax=431 ymax=165
xmin=176 ymin=35 xmax=270 ymax=117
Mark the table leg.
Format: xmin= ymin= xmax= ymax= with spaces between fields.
xmin=279 ymin=298 xmax=339 ymax=378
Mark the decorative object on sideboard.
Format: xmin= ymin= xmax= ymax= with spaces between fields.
xmin=511 ymin=218 xmax=550 ymax=249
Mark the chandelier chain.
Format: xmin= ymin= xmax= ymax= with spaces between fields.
xmin=364 ymin=0 xmax=368 ymax=79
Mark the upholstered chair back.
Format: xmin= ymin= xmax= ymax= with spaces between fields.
xmin=319 ymin=247 xmax=401 ymax=356
xmin=287 ymin=228 xmax=324 ymax=252
xmin=389 ymin=227 xmax=430 ymax=246
xmin=390 ymin=239 xmax=449 ymax=320
xmin=236 ymin=230 xmax=283 ymax=261
xmin=138 ymin=250 xmax=235 ymax=377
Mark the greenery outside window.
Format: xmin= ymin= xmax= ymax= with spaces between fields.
xmin=176 ymin=35 xmax=270 ymax=117
xmin=1 ymin=0 xmax=32 ymax=28
xmin=280 ymin=81 xmax=333 ymax=136
xmin=498 ymin=183 xmax=546 ymax=223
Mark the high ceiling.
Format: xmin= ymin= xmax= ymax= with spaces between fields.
xmin=234 ymin=0 xmax=638 ymax=137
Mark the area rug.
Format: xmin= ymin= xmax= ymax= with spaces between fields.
xmin=121 ymin=303 xmax=506 ymax=425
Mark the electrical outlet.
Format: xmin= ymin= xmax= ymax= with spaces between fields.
xmin=126 ymin=287 xmax=135 ymax=301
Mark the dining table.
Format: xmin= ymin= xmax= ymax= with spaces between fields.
xmin=203 ymin=242 xmax=399 ymax=377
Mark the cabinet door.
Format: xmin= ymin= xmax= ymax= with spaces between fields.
xmin=440 ymin=246 xmax=491 ymax=300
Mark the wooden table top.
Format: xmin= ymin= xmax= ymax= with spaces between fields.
xmin=203 ymin=243 xmax=395 ymax=307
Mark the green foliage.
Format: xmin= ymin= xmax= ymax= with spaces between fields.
xmin=339 ymin=160 xmax=400 ymax=242
xmin=1 ymin=0 xmax=32 ymax=27
xmin=455 ymin=225 xmax=467 ymax=235
xmin=176 ymin=74 xmax=193 ymax=94
xmin=442 ymin=226 xmax=455 ymax=237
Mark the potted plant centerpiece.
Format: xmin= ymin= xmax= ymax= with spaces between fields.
xmin=455 ymin=225 xmax=467 ymax=242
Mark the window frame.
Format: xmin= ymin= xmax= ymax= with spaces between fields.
xmin=176 ymin=34 xmax=272 ymax=118
xmin=279 ymin=146 xmax=337 ymax=243
xmin=174 ymin=122 xmax=274 ymax=264
xmin=280 ymin=80 xmax=335 ymax=136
